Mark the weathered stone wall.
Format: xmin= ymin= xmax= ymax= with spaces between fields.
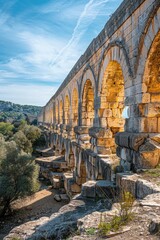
xmin=38 ymin=0 xmax=160 ymax=190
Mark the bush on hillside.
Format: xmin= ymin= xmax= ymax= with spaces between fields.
xmin=0 ymin=122 xmax=14 ymax=139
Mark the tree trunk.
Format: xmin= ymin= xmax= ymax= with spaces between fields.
xmin=0 ymin=199 xmax=11 ymax=218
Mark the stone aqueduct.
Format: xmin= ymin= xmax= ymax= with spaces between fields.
xmin=38 ymin=0 xmax=160 ymax=194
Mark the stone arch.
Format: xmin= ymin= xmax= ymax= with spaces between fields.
xmin=135 ymin=3 xmax=160 ymax=75
xmin=98 ymin=44 xmax=132 ymax=94
xmin=82 ymin=79 xmax=94 ymax=126
xmin=64 ymin=94 xmax=70 ymax=125
xmin=59 ymin=99 xmax=63 ymax=124
xmin=138 ymin=30 xmax=160 ymax=133
xmin=80 ymin=66 xmax=96 ymax=126
xmin=98 ymin=60 xmax=125 ymax=154
xmin=55 ymin=100 xmax=59 ymax=123
xmin=80 ymin=66 xmax=96 ymax=99
xmin=72 ymin=88 xmax=79 ymax=126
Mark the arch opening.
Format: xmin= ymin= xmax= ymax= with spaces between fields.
xmin=55 ymin=103 xmax=58 ymax=123
xmin=82 ymin=79 xmax=94 ymax=126
xmin=72 ymin=88 xmax=78 ymax=126
xmin=59 ymin=100 xmax=63 ymax=124
xmin=64 ymin=95 xmax=70 ymax=125
xmin=99 ymin=61 xmax=125 ymax=153
xmin=142 ymin=31 xmax=160 ymax=133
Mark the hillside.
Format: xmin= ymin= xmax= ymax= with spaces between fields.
xmin=0 ymin=100 xmax=42 ymax=123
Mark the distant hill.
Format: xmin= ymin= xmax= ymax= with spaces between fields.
xmin=0 ymin=100 xmax=42 ymax=124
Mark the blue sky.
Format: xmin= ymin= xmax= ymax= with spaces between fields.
xmin=0 ymin=0 xmax=123 ymax=106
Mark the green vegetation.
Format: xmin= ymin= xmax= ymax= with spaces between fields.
xmin=12 ymin=130 xmax=33 ymax=154
xmin=85 ymin=227 xmax=96 ymax=235
xmin=0 ymin=100 xmax=42 ymax=123
xmin=98 ymin=192 xmax=135 ymax=236
xmin=143 ymin=164 xmax=160 ymax=178
xmin=0 ymin=122 xmax=14 ymax=139
xmin=0 ymin=120 xmax=45 ymax=217
xmin=0 ymin=138 xmax=40 ymax=217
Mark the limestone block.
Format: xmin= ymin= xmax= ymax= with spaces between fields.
xmin=103 ymin=109 xmax=112 ymax=117
xmin=70 ymin=183 xmax=81 ymax=193
xmin=137 ymin=117 xmax=157 ymax=132
xmin=120 ymin=148 xmax=127 ymax=160
xmin=136 ymin=93 xmax=150 ymax=104
xmin=118 ymin=102 xmax=124 ymax=109
xmin=136 ymin=179 xmax=160 ymax=199
xmin=79 ymin=134 xmax=90 ymax=141
xmin=109 ymin=102 xmax=118 ymax=109
xmin=87 ymin=112 xmax=94 ymax=118
xmin=135 ymin=83 xmax=147 ymax=94
xmin=146 ymin=118 xmax=158 ymax=132
xmin=74 ymin=126 xmax=89 ymax=135
xmin=100 ymin=102 xmax=108 ymax=108
xmin=81 ymin=181 xmax=96 ymax=198
xmin=112 ymin=109 xmax=121 ymax=118
xmin=96 ymin=180 xmax=116 ymax=198
xmin=151 ymin=93 xmax=160 ymax=103
xmin=89 ymin=127 xmax=113 ymax=139
xmin=145 ymin=103 xmax=160 ymax=117
xmin=97 ymin=138 xmax=115 ymax=147
xmin=125 ymin=96 xmax=135 ymax=106
xmin=120 ymin=159 xmax=131 ymax=171
xmin=149 ymin=133 xmax=160 ymax=144
xmin=100 ymin=117 xmax=107 ymax=127
xmin=138 ymin=103 xmax=146 ymax=117
xmin=108 ymin=118 xmax=124 ymax=128
xmin=111 ymin=146 xmax=116 ymax=154
xmin=96 ymin=146 xmax=112 ymax=155
xmin=139 ymin=140 xmax=160 ymax=168
xmin=116 ymin=173 xmax=139 ymax=198
xmin=129 ymin=133 xmax=148 ymax=151
xmin=115 ymin=132 xmax=130 ymax=148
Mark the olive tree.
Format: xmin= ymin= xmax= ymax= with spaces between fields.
xmin=0 ymin=139 xmax=40 ymax=217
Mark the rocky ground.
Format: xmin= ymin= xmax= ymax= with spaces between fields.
xmin=2 ymin=167 xmax=160 ymax=240
xmin=0 ymin=182 xmax=69 ymax=239
xmin=4 ymin=192 xmax=160 ymax=240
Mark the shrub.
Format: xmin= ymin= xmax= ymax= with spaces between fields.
xmin=98 ymin=191 xmax=135 ymax=236
xmin=0 ymin=122 xmax=14 ymax=139
xmin=0 ymin=140 xmax=40 ymax=217
xmin=12 ymin=130 xmax=33 ymax=154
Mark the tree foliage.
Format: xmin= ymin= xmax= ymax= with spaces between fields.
xmin=12 ymin=130 xmax=33 ymax=154
xmin=0 ymin=139 xmax=40 ymax=217
xmin=0 ymin=122 xmax=14 ymax=139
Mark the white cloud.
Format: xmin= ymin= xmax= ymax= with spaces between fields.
xmin=50 ymin=0 xmax=110 ymax=67
xmin=0 ymin=84 xmax=57 ymax=106
xmin=0 ymin=0 xmax=122 ymax=105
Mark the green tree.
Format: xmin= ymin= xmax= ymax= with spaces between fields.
xmin=12 ymin=130 xmax=33 ymax=154
xmin=0 ymin=122 xmax=14 ymax=139
xmin=0 ymin=140 xmax=40 ymax=217
xmin=23 ymin=125 xmax=41 ymax=143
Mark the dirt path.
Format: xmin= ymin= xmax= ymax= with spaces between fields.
xmin=0 ymin=187 xmax=69 ymax=239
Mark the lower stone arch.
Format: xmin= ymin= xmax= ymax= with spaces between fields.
xmin=140 ymin=30 xmax=160 ymax=133
xmin=72 ymin=88 xmax=78 ymax=126
xmin=98 ymin=60 xmax=125 ymax=154
xmin=82 ymin=79 xmax=94 ymax=126
xmin=59 ymin=100 xmax=63 ymax=124
xmin=64 ymin=95 xmax=70 ymax=125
